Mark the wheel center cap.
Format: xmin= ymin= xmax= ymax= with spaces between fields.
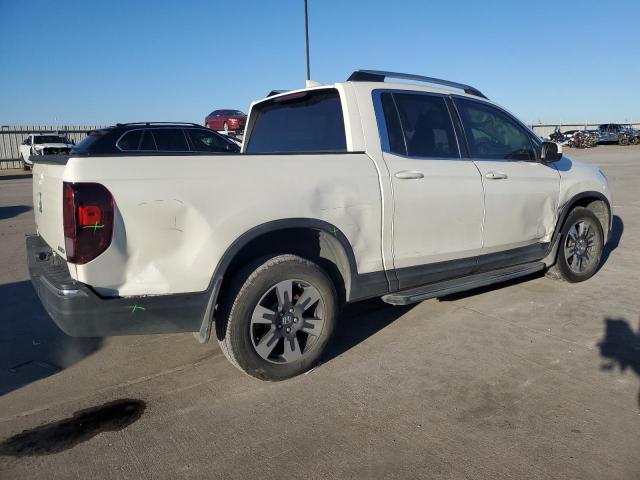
xmin=282 ymin=314 xmax=294 ymax=325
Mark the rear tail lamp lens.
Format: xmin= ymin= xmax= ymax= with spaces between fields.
xmin=62 ymin=182 xmax=114 ymax=264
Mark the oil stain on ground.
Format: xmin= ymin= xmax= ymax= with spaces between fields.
xmin=0 ymin=399 xmax=146 ymax=457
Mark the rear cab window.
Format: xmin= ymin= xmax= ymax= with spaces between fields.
xmin=245 ymin=88 xmax=347 ymax=153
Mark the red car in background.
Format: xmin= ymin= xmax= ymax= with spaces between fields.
xmin=204 ymin=109 xmax=247 ymax=132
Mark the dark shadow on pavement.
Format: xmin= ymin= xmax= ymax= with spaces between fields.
xmin=0 ymin=398 xmax=145 ymax=457
xmin=600 ymin=214 xmax=624 ymax=268
xmin=438 ymin=271 xmax=545 ymax=302
xmin=0 ymin=281 xmax=103 ymax=396
xmin=321 ymin=298 xmax=415 ymax=365
xmin=0 ymin=205 xmax=32 ymax=220
xmin=598 ymin=317 xmax=640 ymax=408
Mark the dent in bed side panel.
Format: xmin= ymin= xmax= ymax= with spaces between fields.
xmin=68 ymin=154 xmax=382 ymax=297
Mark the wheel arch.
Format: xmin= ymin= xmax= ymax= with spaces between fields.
xmin=553 ymin=191 xmax=612 ymax=244
xmin=195 ymin=218 xmax=369 ymax=343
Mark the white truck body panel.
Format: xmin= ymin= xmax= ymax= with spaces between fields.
xmin=61 ymin=152 xmax=382 ymax=297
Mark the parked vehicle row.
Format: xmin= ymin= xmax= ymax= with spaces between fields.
xmin=547 ymin=124 xmax=639 ymax=148
xmin=27 ymin=70 xmax=611 ymax=381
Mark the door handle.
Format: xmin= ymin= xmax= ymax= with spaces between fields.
xmin=485 ymin=171 xmax=508 ymax=180
xmin=394 ymin=170 xmax=424 ymax=180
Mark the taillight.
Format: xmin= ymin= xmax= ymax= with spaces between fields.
xmin=63 ymin=182 xmax=114 ymax=264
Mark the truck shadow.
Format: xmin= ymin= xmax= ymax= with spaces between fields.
xmin=0 ymin=205 xmax=31 ymax=220
xmin=597 ymin=317 xmax=640 ymax=409
xmin=599 ymin=214 xmax=624 ymax=268
xmin=0 ymin=281 xmax=103 ymax=396
xmin=322 ymin=299 xmax=415 ymax=364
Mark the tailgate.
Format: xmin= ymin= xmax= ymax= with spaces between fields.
xmin=32 ymin=156 xmax=69 ymax=260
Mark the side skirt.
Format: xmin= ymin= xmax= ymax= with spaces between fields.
xmin=381 ymin=261 xmax=545 ymax=306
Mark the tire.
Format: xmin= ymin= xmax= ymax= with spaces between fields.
xmin=22 ymin=159 xmax=30 ymax=171
xmin=552 ymin=207 xmax=604 ymax=283
xmin=216 ymin=254 xmax=338 ymax=381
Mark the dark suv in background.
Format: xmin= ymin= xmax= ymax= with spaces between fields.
xmin=72 ymin=123 xmax=241 ymax=155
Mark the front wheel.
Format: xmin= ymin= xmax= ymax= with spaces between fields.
xmin=552 ymin=207 xmax=604 ymax=282
xmin=216 ymin=254 xmax=338 ymax=380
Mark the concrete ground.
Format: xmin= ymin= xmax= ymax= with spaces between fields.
xmin=0 ymin=147 xmax=638 ymax=479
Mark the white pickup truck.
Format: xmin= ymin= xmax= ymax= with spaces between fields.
xmin=27 ymin=70 xmax=612 ymax=380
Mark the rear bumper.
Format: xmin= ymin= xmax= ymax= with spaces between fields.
xmin=26 ymin=235 xmax=210 ymax=337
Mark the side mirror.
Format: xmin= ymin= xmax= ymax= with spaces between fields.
xmin=540 ymin=141 xmax=562 ymax=163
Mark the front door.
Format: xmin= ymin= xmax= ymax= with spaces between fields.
xmin=375 ymin=90 xmax=485 ymax=289
xmin=453 ymin=97 xmax=560 ymax=266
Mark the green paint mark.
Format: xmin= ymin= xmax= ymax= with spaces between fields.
xmin=83 ymin=222 xmax=105 ymax=232
xmin=130 ymin=304 xmax=146 ymax=313
xmin=330 ymin=226 xmax=339 ymax=237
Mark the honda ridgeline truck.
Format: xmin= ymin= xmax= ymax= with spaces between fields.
xmin=27 ymin=70 xmax=612 ymax=380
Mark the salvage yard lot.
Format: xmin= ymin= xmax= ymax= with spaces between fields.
xmin=1 ymin=146 xmax=639 ymax=479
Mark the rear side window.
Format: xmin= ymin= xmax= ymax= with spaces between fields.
xmin=245 ymin=89 xmax=347 ymax=153
xmin=117 ymin=130 xmax=143 ymax=151
xmin=151 ymin=129 xmax=189 ymax=152
xmin=187 ymin=129 xmax=239 ymax=152
xmin=378 ymin=92 xmax=459 ymax=158
xmin=455 ymin=98 xmax=534 ymax=161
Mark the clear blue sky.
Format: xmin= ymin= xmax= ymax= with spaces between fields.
xmin=1 ymin=0 xmax=637 ymax=126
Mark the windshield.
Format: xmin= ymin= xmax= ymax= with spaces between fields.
xmin=33 ymin=135 xmax=68 ymax=144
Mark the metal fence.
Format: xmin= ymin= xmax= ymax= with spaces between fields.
xmin=0 ymin=125 xmax=104 ymax=169
xmin=2 ymin=121 xmax=639 ymax=170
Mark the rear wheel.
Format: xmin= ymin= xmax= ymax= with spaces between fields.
xmin=22 ymin=159 xmax=30 ymax=171
xmin=217 ymin=254 xmax=338 ymax=380
xmin=552 ymin=207 xmax=604 ymax=282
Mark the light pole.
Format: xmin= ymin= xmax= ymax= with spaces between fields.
xmin=304 ymin=0 xmax=310 ymax=82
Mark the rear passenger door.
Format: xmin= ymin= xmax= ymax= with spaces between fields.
xmin=453 ymin=97 xmax=560 ymax=260
xmin=374 ymin=90 xmax=485 ymax=289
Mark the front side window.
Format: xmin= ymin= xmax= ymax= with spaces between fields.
xmin=245 ymin=89 xmax=347 ymax=153
xmin=187 ymin=129 xmax=239 ymax=152
xmin=455 ymin=99 xmax=534 ymax=160
xmin=379 ymin=92 xmax=459 ymax=158
xmin=151 ymin=129 xmax=189 ymax=152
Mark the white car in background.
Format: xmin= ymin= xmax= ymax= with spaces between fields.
xmin=19 ymin=133 xmax=74 ymax=169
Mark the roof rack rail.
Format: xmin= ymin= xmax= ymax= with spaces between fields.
xmin=347 ymin=70 xmax=488 ymax=99
xmin=114 ymin=122 xmax=204 ymax=127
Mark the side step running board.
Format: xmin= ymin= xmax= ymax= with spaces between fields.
xmin=381 ymin=262 xmax=546 ymax=306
